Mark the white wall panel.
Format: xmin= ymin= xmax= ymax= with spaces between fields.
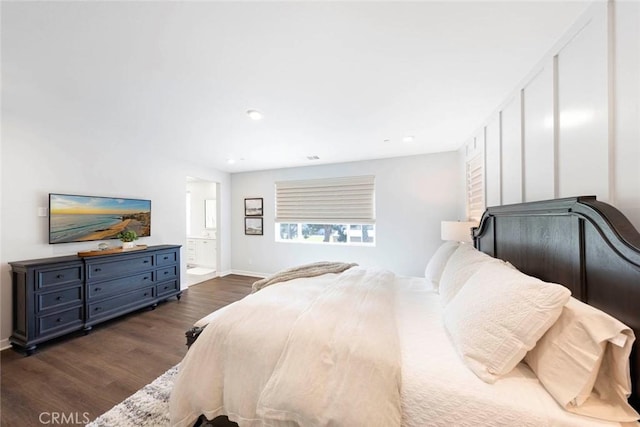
xmin=460 ymin=0 xmax=640 ymax=233
xmin=557 ymin=5 xmax=609 ymax=200
xmin=485 ymin=115 xmax=501 ymax=207
xmin=613 ymin=0 xmax=640 ymax=231
xmin=501 ymin=94 xmax=523 ymax=204
xmin=522 ymin=62 xmax=555 ymax=201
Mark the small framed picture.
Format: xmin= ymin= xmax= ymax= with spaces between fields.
xmin=244 ymin=198 xmax=263 ymax=216
xmin=245 ymin=217 xmax=263 ymax=235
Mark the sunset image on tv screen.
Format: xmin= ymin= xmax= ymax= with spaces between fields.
xmin=49 ymin=194 xmax=151 ymax=244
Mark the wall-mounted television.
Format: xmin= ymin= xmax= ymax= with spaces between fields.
xmin=49 ymin=193 xmax=151 ymax=244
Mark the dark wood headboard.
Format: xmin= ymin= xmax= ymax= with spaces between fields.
xmin=473 ymin=196 xmax=640 ymax=411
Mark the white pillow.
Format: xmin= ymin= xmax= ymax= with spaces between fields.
xmin=424 ymin=241 xmax=459 ymax=289
xmin=443 ymin=262 xmax=571 ymax=383
xmin=525 ymin=297 xmax=639 ymax=422
xmin=438 ymin=244 xmax=495 ymax=306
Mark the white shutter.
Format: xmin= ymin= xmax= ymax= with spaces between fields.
xmin=466 ymin=155 xmax=485 ymax=221
xmin=275 ymin=175 xmax=375 ymax=224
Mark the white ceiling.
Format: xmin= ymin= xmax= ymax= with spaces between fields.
xmin=2 ymin=1 xmax=591 ymax=173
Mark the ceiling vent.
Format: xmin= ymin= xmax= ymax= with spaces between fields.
xmin=307 ymin=155 xmax=320 ymax=161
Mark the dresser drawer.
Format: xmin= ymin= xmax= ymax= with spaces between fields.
xmin=37 ymin=265 xmax=83 ymax=289
xmin=86 ymin=255 xmax=153 ymax=281
xmin=156 ymin=280 xmax=179 ymax=298
xmin=155 ymin=250 xmax=178 ymax=266
xmin=37 ymin=286 xmax=83 ymax=312
xmin=87 ymin=286 xmax=155 ymax=321
xmin=38 ymin=307 xmax=83 ymax=335
xmin=87 ymin=272 xmax=153 ymax=300
xmin=156 ymin=265 xmax=178 ymax=281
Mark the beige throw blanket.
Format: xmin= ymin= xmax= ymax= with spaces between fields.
xmin=170 ymin=267 xmax=402 ymax=427
xmin=251 ymin=261 xmax=357 ymax=293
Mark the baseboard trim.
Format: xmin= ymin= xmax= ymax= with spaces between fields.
xmin=229 ymin=269 xmax=267 ymax=279
xmin=1 ymin=338 xmax=11 ymax=351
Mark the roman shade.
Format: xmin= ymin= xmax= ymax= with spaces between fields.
xmin=275 ymin=175 xmax=375 ymax=224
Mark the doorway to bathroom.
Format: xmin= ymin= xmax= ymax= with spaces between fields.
xmin=186 ymin=176 xmax=219 ymax=286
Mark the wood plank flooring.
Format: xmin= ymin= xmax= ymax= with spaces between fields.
xmin=1 ymin=274 xmax=254 ymax=427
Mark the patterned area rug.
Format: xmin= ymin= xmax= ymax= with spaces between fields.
xmin=87 ymin=365 xmax=179 ymax=427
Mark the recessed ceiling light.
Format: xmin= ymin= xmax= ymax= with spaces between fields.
xmin=383 ymin=139 xmax=391 ymax=143
xmin=246 ymin=109 xmax=263 ymax=120
xmin=227 ymin=158 xmax=236 ymax=165
xmin=403 ymin=135 xmax=415 ymax=143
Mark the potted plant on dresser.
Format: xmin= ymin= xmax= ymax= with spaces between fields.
xmin=117 ymin=230 xmax=138 ymax=249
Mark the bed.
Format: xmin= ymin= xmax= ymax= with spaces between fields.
xmin=170 ymin=196 xmax=640 ymax=427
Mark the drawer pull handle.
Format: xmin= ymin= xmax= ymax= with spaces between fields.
xmin=94 ymin=307 xmax=102 ymax=312
xmin=56 ymin=274 xmax=65 ymax=279
xmin=56 ymin=296 xmax=63 ymax=301
xmin=56 ymin=318 xmax=62 ymax=323
xmin=163 ymin=256 xmax=169 ymax=260
xmin=95 ymin=268 xmax=102 ymax=272
xmin=164 ymin=271 xmax=169 ymax=275
xmin=95 ymin=287 xmax=102 ymax=292
xmin=143 ymin=260 xmax=149 ymax=264
xmin=143 ymin=292 xmax=149 ymax=297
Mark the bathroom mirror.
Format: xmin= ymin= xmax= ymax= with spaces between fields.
xmin=205 ymin=199 xmax=216 ymax=229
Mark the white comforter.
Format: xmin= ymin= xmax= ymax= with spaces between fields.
xmin=170 ymin=267 xmax=402 ymax=427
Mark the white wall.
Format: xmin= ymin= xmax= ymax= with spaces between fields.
xmin=0 ymin=129 xmax=231 ymax=349
xmin=557 ymin=3 xmax=609 ymax=199
xmin=501 ymin=93 xmax=523 ymax=204
xmin=230 ymin=152 xmax=462 ymax=278
xmin=485 ymin=114 xmax=502 ymax=207
xmin=523 ymin=61 xmax=554 ymax=201
xmin=460 ymin=0 xmax=640 ymax=230
xmin=613 ymin=0 xmax=640 ymax=228
xmin=0 ymin=123 xmax=3 ymax=345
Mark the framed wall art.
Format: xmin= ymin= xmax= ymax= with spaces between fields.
xmin=244 ymin=217 xmax=263 ymax=235
xmin=244 ymin=198 xmax=263 ymax=216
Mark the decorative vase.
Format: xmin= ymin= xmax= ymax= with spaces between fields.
xmin=122 ymin=241 xmax=136 ymax=249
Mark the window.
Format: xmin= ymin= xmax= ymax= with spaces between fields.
xmin=466 ymin=154 xmax=485 ymax=221
xmin=275 ymin=175 xmax=375 ymax=246
xmin=276 ymin=223 xmax=375 ymax=245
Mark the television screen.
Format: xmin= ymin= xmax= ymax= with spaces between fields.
xmin=49 ymin=194 xmax=151 ymax=244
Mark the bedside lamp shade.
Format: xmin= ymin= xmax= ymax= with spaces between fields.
xmin=441 ymin=221 xmax=477 ymax=243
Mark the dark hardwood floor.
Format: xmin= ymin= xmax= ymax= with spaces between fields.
xmin=0 ymin=274 xmax=254 ymax=427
